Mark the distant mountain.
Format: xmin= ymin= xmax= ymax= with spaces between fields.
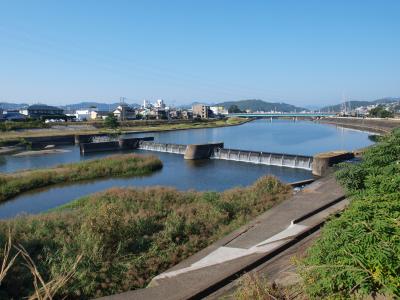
xmin=320 ymin=97 xmax=400 ymax=112
xmin=215 ymin=99 xmax=308 ymax=112
xmin=0 ymin=101 xmax=140 ymax=112
xmin=0 ymin=102 xmax=29 ymax=110
xmin=177 ymin=101 xmax=216 ymax=109
xmin=60 ymin=102 xmax=140 ymax=112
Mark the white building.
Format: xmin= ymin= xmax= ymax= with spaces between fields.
xmin=142 ymin=99 xmax=151 ymax=109
xmin=113 ymin=103 xmax=136 ymax=121
xmin=75 ymin=109 xmax=94 ymax=121
xmin=19 ymin=108 xmax=29 ymax=116
xmin=210 ymin=106 xmax=228 ymax=116
xmin=154 ymin=99 xmax=166 ymax=109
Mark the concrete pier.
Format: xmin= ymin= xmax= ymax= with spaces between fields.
xmin=312 ymin=151 xmax=354 ymax=176
xmin=184 ymin=143 xmax=224 ymax=160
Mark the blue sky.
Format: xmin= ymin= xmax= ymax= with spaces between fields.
xmin=0 ymin=0 xmax=399 ymax=107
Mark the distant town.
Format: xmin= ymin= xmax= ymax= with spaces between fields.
xmin=1 ymin=97 xmax=399 ymax=123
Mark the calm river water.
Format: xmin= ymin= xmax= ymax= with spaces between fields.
xmin=0 ymin=120 xmax=374 ymax=219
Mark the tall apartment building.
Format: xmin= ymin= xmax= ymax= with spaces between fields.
xmin=192 ymin=104 xmax=211 ymax=119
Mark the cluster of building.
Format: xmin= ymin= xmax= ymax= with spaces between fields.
xmin=340 ymin=101 xmax=400 ymax=117
xmin=0 ymin=104 xmax=64 ymax=121
xmin=0 ymin=101 xmax=229 ymax=122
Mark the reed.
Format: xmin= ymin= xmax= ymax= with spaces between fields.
xmin=0 ymin=176 xmax=290 ymax=299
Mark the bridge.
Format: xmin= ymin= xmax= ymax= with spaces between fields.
xmin=227 ymin=112 xmax=337 ymax=118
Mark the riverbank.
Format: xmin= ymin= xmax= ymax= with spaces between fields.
xmin=0 ymin=176 xmax=291 ymax=299
xmin=0 ymin=118 xmax=249 ymax=145
xmin=0 ymin=154 xmax=162 ymax=202
xmin=299 ymin=128 xmax=400 ymax=299
xmin=316 ymin=116 xmax=400 ymax=134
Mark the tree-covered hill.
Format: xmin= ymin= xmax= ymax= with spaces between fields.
xmin=320 ymin=97 xmax=400 ymax=112
xmin=216 ymin=99 xmax=308 ymax=112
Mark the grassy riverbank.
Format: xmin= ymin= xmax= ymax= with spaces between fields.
xmin=0 ymin=118 xmax=249 ymax=143
xmin=299 ymin=128 xmax=400 ymax=299
xmin=0 ymin=176 xmax=290 ymax=299
xmin=0 ymin=154 xmax=162 ymax=202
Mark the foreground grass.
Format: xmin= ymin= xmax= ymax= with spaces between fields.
xmin=233 ymin=273 xmax=304 ymax=300
xmin=0 ymin=176 xmax=290 ymax=299
xmin=299 ymin=129 xmax=400 ymax=299
xmin=0 ymin=118 xmax=249 ymax=143
xmin=0 ymin=154 xmax=162 ymax=202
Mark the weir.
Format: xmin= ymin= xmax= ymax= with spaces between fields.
xmin=211 ymin=148 xmax=313 ymax=170
xmin=137 ymin=141 xmax=187 ymax=155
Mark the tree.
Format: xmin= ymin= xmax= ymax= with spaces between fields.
xmin=369 ymin=105 xmax=393 ymax=118
xmin=104 ymin=113 xmax=118 ymax=129
xmin=228 ymin=105 xmax=242 ymax=113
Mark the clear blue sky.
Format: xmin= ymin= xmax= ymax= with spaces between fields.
xmin=0 ymin=0 xmax=399 ymax=107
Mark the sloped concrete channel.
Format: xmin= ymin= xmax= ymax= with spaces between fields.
xmin=99 ymin=174 xmax=347 ymax=300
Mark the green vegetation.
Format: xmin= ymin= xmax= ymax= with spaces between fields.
xmin=299 ymin=128 xmax=400 ymax=299
xmin=0 ymin=176 xmax=290 ymax=299
xmin=228 ymin=104 xmax=243 ymax=113
xmin=369 ymin=105 xmax=394 ymax=118
xmin=0 ymin=120 xmax=49 ymax=132
xmin=0 ymin=154 xmax=162 ymax=202
xmin=216 ymin=99 xmax=307 ymax=113
xmin=104 ymin=113 xmax=119 ymax=129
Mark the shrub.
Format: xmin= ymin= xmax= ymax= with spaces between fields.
xmin=299 ymin=128 xmax=400 ymax=299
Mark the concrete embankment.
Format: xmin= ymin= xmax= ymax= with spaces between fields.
xmin=99 ymin=174 xmax=346 ymax=300
xmin=317 ymin=117 xmax=400 ymax=134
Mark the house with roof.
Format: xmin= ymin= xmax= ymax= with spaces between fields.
xmin=26 ymin=104 xmax=64 ymax=119
xmin=113 ymin=103 xmax=136 ymax=121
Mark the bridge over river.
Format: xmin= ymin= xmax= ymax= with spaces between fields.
xmin=227 ymin=112 xmax=337 ymax=118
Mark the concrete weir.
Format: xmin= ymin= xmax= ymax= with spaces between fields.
xmin=212 ymin=148 xmax=313 ymax=170
xmin=79 ymin=137 xmax=354 ymax=175
xmin=137 ymin=141 xmax=187 ymax=155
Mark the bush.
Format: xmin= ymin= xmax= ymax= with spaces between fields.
xmin=299 ymin=129 xmax=400 ymax=299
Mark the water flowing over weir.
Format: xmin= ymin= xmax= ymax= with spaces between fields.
xmin=211 ymin=148 xmax=313 ymax=170
xmin=137 ymin=141 xmax=187 ymax=155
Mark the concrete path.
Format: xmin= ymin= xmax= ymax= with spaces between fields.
xmin=99 ymin=174 xmax=346 ymax=300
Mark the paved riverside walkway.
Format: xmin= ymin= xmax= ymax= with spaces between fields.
xmin=100 ymin=174 xmax=346 ymax=300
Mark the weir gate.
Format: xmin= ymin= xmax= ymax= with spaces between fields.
xmin=137 ymin=140 xmax=313 ymax=171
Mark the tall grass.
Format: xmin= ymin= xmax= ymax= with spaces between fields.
xmin=0 ymin=176 xmax=290 ymax=299
xmin=233 ymin=273 xmax=303 ymax=300
xmin=0 ymin=154 xmax=162 ymax=202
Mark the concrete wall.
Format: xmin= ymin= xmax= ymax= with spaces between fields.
xmin=184 ymin=143 xmax=224 ymax=160
xmin=312 ymin=151 xmax=354 ymax=176
xmin=25 ymin=135 xmax=75 ymax=149
xmin=80 ymin=137 xmax=154 ymax=154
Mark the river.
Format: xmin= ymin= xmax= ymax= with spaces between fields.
xmin=0 ymin=119 xmax=374 ymax=219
